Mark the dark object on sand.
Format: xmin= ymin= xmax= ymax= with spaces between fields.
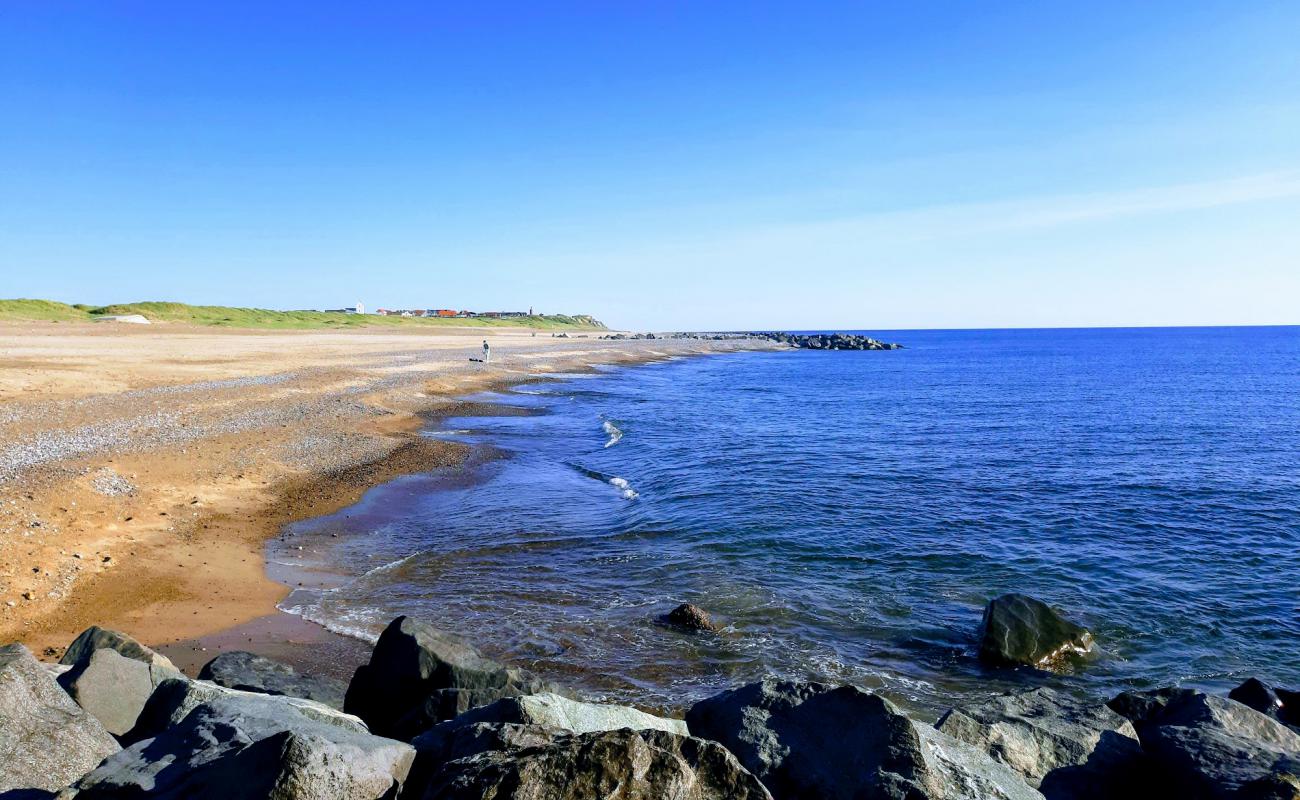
xmin=665 ymin=603 xmax=719 ymax=632
xmin=977 ymin=593 xmax=1093 ymax=671
xmin=198 ymin=650 xmax=347 ymax=710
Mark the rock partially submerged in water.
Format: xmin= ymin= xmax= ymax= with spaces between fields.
xmin=936 ymin=687 xmax=1144 ymax=800
xmin=978 ymin=594 xmax=1093 ymax=671
xmin=0 ymin=643 xmax=120 ymax=795
xmin=664 ymin=602 xmax=719 ymax=632
xmin=421 ymin=728 xmax=773 ymax=800
xmin=62 ymin=681 xmax=415 ymax=800
xmin=198 ymin=650 xmax=347 ymax=710
xmin=344 ymin=615 xmax=561 ymax=739
xmin=685 ymin=678 xmax=1044 ymax=799
xmin=753 ymin=332 xmax=903 ymax=351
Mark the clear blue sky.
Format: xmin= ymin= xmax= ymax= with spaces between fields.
xmin=2 ymin=2 xmax=1298 ymax=329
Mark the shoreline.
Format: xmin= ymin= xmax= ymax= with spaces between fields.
xmin=0 ymin=321 xmax=783 ymax=662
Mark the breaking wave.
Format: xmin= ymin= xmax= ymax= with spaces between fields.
xmin=602 ymin=419 xmax=623 ymax=447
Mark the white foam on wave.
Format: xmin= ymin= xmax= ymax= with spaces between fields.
xmin=608 ymin=476 xmax=638 ymax=499
xmin=602 ymin=419 xmax=623 ymax=448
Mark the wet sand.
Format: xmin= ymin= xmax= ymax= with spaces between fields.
xmin=0 ymin=321 xmax=780 ymax=664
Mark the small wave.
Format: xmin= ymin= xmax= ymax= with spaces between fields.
xmin=602 ymin=419 xmax=624 ymax=448
xmin=609 ymin=476 xmax=638 ymax=500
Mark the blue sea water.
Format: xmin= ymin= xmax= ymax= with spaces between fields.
xmin=276 ymin=327 xmax=1300 ymax=716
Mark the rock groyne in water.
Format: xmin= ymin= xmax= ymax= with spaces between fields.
xmin=752 ymin=331 xmax=903 ymax=350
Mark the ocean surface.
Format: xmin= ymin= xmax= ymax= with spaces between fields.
xmin=274 ymin=327 xmax=1300 ymax=717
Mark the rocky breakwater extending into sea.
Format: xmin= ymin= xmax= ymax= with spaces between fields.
xmin=2 ymin=595 xmax=1297 ymax=799
xmin=752 ymin=331 xmax=904 ymax=350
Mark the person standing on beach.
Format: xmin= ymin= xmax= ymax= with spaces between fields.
xmin=482 ymin=339 xmax=491 ymax=363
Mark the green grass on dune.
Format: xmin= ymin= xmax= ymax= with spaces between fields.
xmin=0 ymin=299 xmax=606 ymax=331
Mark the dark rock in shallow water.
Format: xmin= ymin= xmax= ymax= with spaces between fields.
xmin=198 ymin=650 xmax=346 ymax=709
xmin=1138 ymin=691 xmax=1300 ymax=800
xmin=64 ymin=681 xmax=414 ymax=799
xmin=0 ymin=643 xmax=119 ymax=796
xmin=685 ymin=678 xmax=1043 ymax=799
xmin=977 ymin=594 xmax=1093 ymax=671
xmin=58 ymin=646 xmax=183 ymax=737
xmin=344 ymin=615 xmax=561 ymax=739
xmin=664 ymin=602 xmax=719 ymax=632
xmin=936 ymin=687 xmax=1145 ymax=800
xmin=421 ymin=728 xmax=772 ymax=800
xmin=1231 ymin=678 xmax=1300 ymax=732
xmin=59 ymin=626 xmax=177 ymax=671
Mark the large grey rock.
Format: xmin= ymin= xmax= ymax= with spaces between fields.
xmin=1231 ymin=678 xmax=1300 ymax=732
xmin=936 ymin=687 xmax=1144 ymax=800
xmin=59 ymin=687 xmax=415 ymax=799
xmin=686 ymin=679 xmax=1043 ymax=800
xmin=421 ymin=728 xmax=772 ymax=800
xmin=58 ymin=647 xmax=183 ymax=737
xmin=197 ymin=650 xmax=346 ymax=709
xmin=420 ymin=691 xmax=687 ymax=738
xmin=127 ymin=677 xmax=368 ymax=743
xmin=0 ymin=643 xmax=119 ymax=795
xmin=1139 ymin=692 xmax=1300 ymax=800
xmin=59 ymin=626 xmax=177 ymax=671
xmin=344 ymin=615 xmax=561 ymax=739
xmin=977 ymin=594 xmax=1093 ymax=671
xmin=407 ymin=693 xmax=689 ymax=796
xmin=1107 ymin=686 xmax=1199 ymax=729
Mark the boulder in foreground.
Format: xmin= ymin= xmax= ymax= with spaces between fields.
xmin=422 ymin=728 xmax=772 ymax=800
xmin=977 ymin=594 xmax=1093 ymax=671
xmin=60 ymin=682 xmax=414 ymax=799
xmin=936 ymin=687 xmax=1144 ymax=800
xmin=344 ymin=615 xmax=561 ymax=739
xmin=0 ymin=643 xmax=119 ymax=795
xmin=1230 ymin=678 xmax=1300 ymax=732
xmin=1137 ymin=691 xmax=1300 ymax=800
xmin=198 ymin=650 xmax=347 ymax=709
xmin=59 ymin=646 xmax=184 ymax=737
xmin=685 ymin=678 xmax=1043 ymax=800
xmin=59 ymin=626 xmax=178 ymax=671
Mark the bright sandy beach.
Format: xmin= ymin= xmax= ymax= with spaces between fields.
xmin=0 ymin=321 xmax=776 ymax=660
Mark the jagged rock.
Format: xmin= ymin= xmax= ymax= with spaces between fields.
xmin=977 ymin=594 xmax=1093 ymax=670
xmin=665 ymin=602 xmax=719 ymax=632
xmin=685 ymin=679 xmax=1043 ymax=799
xmin=127 ymin=677 xmax=367 ymax=744
xmin=197 ymin=650 xmax=346 ymax=709
xmin=1231 ymin=678 xmax=1300 ymax=731
xmin=406 ymin=693 xmax=690 ymax=793
xmin=1107 ymin=686 xmax=1200 ymax=729
xmin=421 ymin=728 xmax=772 ymax=800
xmin=60 ymin=685 xmax=415 ymax=799
xmin=344 ymin=615 xmax=561 ymax=739
xmin=1140 ymin=692 xmax=1300 ymax=799
xmin=419 ymin=691 xmax=687 ymax=738
xmin=59 ymin=626 xmax=177 ymax=671
xmin=58 ymin=647 xmax=184 ymax=737
xmin=0 ymin=643 xmax=119 ymax=795
xmin=936 ymin=687 xmax=1144 ymax=800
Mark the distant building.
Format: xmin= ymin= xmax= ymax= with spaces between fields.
xmin=432 ymin=309 xmax=458 ymax=317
